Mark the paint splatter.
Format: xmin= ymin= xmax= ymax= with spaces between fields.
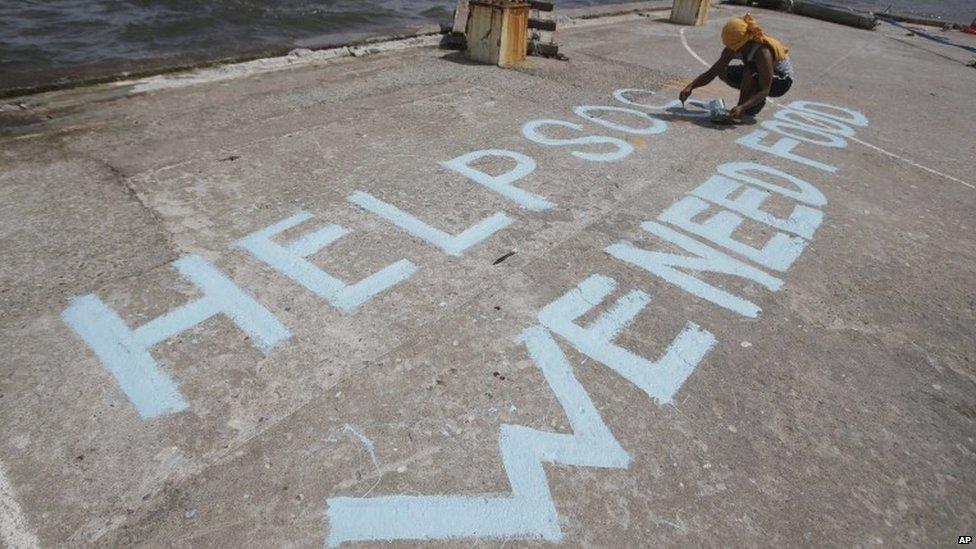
xmin=343 ymin=424 xmax=379 ymax=470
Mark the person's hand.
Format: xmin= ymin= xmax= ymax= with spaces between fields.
xmin=679 ymin=86 xmax=693 ymax=104
xmin=729 ymin=105 xmax=744 ymax=119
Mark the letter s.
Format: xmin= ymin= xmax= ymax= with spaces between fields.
xmin=521 ymin=119 xmax=634 ymax=162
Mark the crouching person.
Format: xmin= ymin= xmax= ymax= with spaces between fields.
xmin=680 ymin=14 xmax=795 ymax=121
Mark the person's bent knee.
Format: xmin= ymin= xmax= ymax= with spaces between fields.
xmin=723 ymin=65 xmax=745 ymax=89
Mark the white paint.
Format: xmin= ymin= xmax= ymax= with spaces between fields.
xmin=759 ymin=120 xmax=848 ymax=148
xmin=678 ymin=27 xmax=710 ymax=67
xmin=690 ymin=174 xmax=823 ymax=240
xmin=521 ymin=119 xmax=633 ymax=162
xmin=605 ymin=221 xmax=783 ymax=318
xmin=786 ymin=101 xmax=869 ymax=128
xmin=537 ymin=274 xmax=716 ymax=404
xmin=342 ymin=424 xmax=379 ymax=470
xmin=717 ymin=162 xmax=827 ymax=207
xmin=441 ymin=149 xmax=554 ymax=212
xmin=611 ymin=88 xmax=711 ymax=118
xmin=612 ymin=88 xmax=673 ymax=110
xmin=736 ymin=130 xmax=838 ymax=173
xmin=62 ymin=254 xmax=290 ymax=418
xmin=326 ymin=326 xmax=629 ymax=546
xmin=773 ymin=108 xmax=856 ymax=137
xmin=677 ymin=32 xmax=974 ymax=190
xmin=347 ymin=191 xmax=513 ymax=256
xmin=0 ymin=463 xmax=41 ymax=549
xmin=659 ymin=196 xmax=807 ymax=272
xmin=572 ymin=105 xmax=668 ymax=135
xmin=237 ymin=212 xmax=417 ymax=312
xmin=846 ymin=135 xmax=976 ymax=191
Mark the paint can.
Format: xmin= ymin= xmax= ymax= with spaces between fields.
xmin=708 ymin=98 xmax=733 ymax=124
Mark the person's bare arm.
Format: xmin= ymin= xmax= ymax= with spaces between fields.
xmin=730 ymin=47 xmax=774 ymax=117
xmin=680 ymin=48 xmax=734 ymax=102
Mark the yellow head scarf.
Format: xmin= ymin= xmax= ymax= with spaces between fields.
xmin=721 ymin=14 xmax=789 ymax=61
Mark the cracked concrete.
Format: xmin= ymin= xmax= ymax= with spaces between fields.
xmin=1 ymin=4 xmax=975 ymax=548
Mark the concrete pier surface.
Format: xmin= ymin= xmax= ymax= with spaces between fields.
xmin=2 ymin=4 xmax=975 ymax=547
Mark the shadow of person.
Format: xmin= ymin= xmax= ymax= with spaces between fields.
xmin=650 ymin=104 xmax=759 ymax=130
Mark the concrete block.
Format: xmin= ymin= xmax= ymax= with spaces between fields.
xmin=670 ymin=0 xmax=710 ymax=26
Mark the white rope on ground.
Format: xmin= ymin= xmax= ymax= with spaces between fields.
xmin=677 ymin=26 xmax=975 ymax=191
xmin=0 ymin=463 xmax=41 ymax=549
xmin=847 ymin=136 xmax=975 ymax=190
xmin=679 ymin=27 xmax=710 ymax=67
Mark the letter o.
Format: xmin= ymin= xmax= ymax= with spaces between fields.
xmin=786 ymin=100 xmax=869 ymax=127
xmin=573 ymin=105 xmax=668 ymax=135
xmin=760 ymin=120 xmax=848 ymax=148
xmin=612 ymin=88 xmax=671 ymax=110
xmin=774 ymin=108 xmax=855 ymax=137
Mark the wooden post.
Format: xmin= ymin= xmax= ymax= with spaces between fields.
xmin=452 ymin=0 xmax=471 ymax=34
xmin=527 ymin=1 xmax=558 ymax=58
xmin=466 ymin=1 xmax=531 ymax=67
xmin=670 ymin=0 xmax=710 ymax=26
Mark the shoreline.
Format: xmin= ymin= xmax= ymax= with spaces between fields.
xmin=1 ymin=0 xmax=971 ymax=101
xmin=0 ymin=24 xmax=448 ymax=101
xmin=0 ymin=2 xmax=675 ymax=101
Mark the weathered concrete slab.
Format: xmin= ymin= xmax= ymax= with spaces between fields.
xmin=1 ymin=4 xmax=974 ymax=548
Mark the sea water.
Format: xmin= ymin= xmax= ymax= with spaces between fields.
xmin=0 ymin=0 xmax=972 ymax=85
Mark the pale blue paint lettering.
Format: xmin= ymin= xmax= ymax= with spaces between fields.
xmin=611 ymin=88 xmax=671 ymax=109
xmin=346 ymin=191 xmax=513 ymax=256
xmin=237 ymin=212 xmax=417 ymax=313
xmin=61 ymin=254 xmax=290 ymax=418
xmin=538 ymin=274 xmax=716 ymax=404
xmin=659 ymin=196 xmax=806 ymax=272
xmin=521 ymin=119 xmax=633 ymax=162
xmin=613 ymin=88 xmax=672 ymax=111
xmin=737 ymin=130 xmax=837 ymax=173
xmin=572 ymin=105 xmax=668 ymax=135
xmin=441 ymin=149 xmax=554 ymax=212
xmin=773 ymin=108 xmax=855 ymax=137
xmin=62 ymin=295 xmax=187 ymax=418
xmin=690 ymin=174 xmax=823 ymax=240
xmin=611 ymin=88 xmax=712 ymax=118
xmin=785 ymin=100 xmax=869 ymax=127
xmin=584 ymin=284 xmax=651 ymax=341
xmin=326 ymin=326 xmax=629 ymax=546
xmin=717 ymin=162 xmax=827 ymax=207
xmin=605 ymin=221 xmax=783 ymax=318
xmin=760 ymin=120 xmax=848 ymax=148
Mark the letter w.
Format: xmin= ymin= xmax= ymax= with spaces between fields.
xmin=325 ymin=327 xmax=629 ymax=546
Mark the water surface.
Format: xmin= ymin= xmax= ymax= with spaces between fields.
xmin=1 ymin=1 xmax=972 ymax=89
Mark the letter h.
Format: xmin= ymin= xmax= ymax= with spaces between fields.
xmin=62 ymin=254 xmax=290 ymax=419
